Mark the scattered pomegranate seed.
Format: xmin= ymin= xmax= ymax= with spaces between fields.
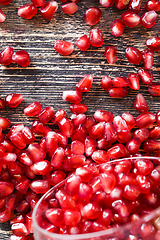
xmin=140 ymin=10 xmax=158 ymax=28
xmin=89 ymin=28 xmax=104 ymax=47
xmin=84 ymin=7 xmax=102 ymax=26
xmin=39 ymin=1 xmax=58 ymax=20
xmin=138 ymin=68 xmax=153 ymax=85
xmin=12 ymin=50 xmax=30 ymax=67
xmin=99 ymin=0 xmax=115 ymax=8
xmin=128 ymin=0 xmax=142 ymax=13
xmin=104 ymin=46 xmax=117 ymax=64
xmin=146 ymin=36 xmax=160 ymax=51
xmin=61 ymin=3 xmax=78 ymax=15
xmin=75 ymin=75 xmax=93 ymax=92
xmin=146 ymin=0 xmax=160 ymax=12
xmin=31 ymin=0 xmax=45 ymax=7
xmin=62 ymin=90 xmax=81 ymax=103
xmin=110 ymin=19 xmax=125 ymax=37
xmin=121 ymin=10 xmax=140 ymax=27
xmin=24 ymin=101 xmax=41 ymax=116
xmin=115 ymin=0 xmax=130 ymax=10
xmin=148 ymin=82 xmax=160 ymax=96
xmin=18 ymin=4 xmax=37 ymax=19
xmin=76 ymin=35 xmax=90 ymax=51
xmin=108 ymin=87 xmax=128 ymax=98
xmin=134 ymin=93 xmax=149 ymax=112
xmin=5 ymin=93 xmax=23 ymax=108
xmin=38 ymin=106 xmax=55 ymax=124
xmin=0 ymin=9 xmax=6 ymax=22
xmin=125 ymin=47 xmax=142 ymax=64
xmin=54 ymin=40 xmax=74 ymax=56
xmin=0 ymin=46 xmax=14 ymax=66
xmin=141 ymin=48 xmax=154 ymax=69
xmin=128 ymin=73 xmax=140 ymax=90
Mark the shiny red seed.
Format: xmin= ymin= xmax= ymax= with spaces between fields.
xmin=126 ymin=137 xmax=141 ymax=154
xmin=18 ymin=4 xmax=37 ymax=19
xmin=0 ymin=9 xmax=6 ymax=23
xmin=142 ymin=49 xmax=154 ymax=69
xmin=140 ymin=10 xmax=158 ymax=28
xmin=67 ymin=154 xmax=86 ymax=168
xmin=125 ymin=47 xmax=142 ymax=64
xmin=108 ymin=87 xmax=128 ymax=98
xmin=0 ymin=46 xmax=13 ymax=65
xmin=11 ymin=222 xmax=29 ymax=236
xmin=122 ymin=112 xmax=135 ymax=130
xmin=61 ymin=2 xmax=78 ymax=15
xmin=123 ymin=184 xmax=141 ymax=201
xmin=27 ymin=143 xmax=46 ymax=163
xmin=12 ymin=50 xmax=30 ymax=67
xmin=39 ymin=1 xmax=58 ymax=20
xmin=148 ymin=82 xmax=160 ymax=96
xmin=128 ymin=73 xmax=140 ymax=90
xmin=107 ymin=143 xmax=126 ymax=159
xmin=99 ymin=172 xmax=116 ymax=194
xmin=150 ymin=126 xmax=160 ymax=139
xmin=89 ymin=28 xmax=104 ymax=47
xmin=75 ymin=75 xmax=93 ymax=92
xmin=5 ymin=93 xmax=23 ymax=108
xmin=104 ymin=46 xmax=117 ymax=64
xmin=128 ymin=0 xmax=142 ymax=13
xmin=81 ymin=202 xmax=101 ymax=219
xmin=30 ymin=160 xmax=51 ymax=175
xmin=52 ymin=109 xmax=67 ymax=124
xmin=46 ymin=208 xmax=64 ymax=226
xmin=23 ymin=101 xmax=41 ymax=116
xmin=135 ymin=112 xmax=156 ymax=128
xmin=38 ymin=106 xmax=54 ymax=124
xmin=100 ymin=76 xmax=112 ymax=91
xmin=138 ymin=68 xmax=153 ymax=85
xmin=30 ymin=179 xmax=50 ymax=194
xmin=115 ymin=0 xmax=130 ymax=9
xmin=0 ymin=181 xmax=14 ymax=197
xmin=144 ymin=139 xmax=160 ymax=152
xmin=76 ymin=35 xmax=90 ymax=51
xmin=146 ymin=0 xmax=160 ymax=11
xmin=10 ymin=132 xmax=26 ymax=149
xmin=84 ymin=7 xmax=102 ymax=26
xmin=0 ymin=208 xmax=13 ymax=222
xmin=89 ymin=121 xmax=105 ymax=139
xmin=31 ymin=0 xmax=45 ymax=7
xmin=94 ymin=109 xmax=113 ymax=123
xmin=22 ymin=126 xmax=35 ymax=145
xmin=110 ymin=19 xmax=125 ymax=37
xmin=84 ymin=136 xmax=96 ymax=156
xmin=112 ymin=77 xmax=129 ymax=88
xmin=69 ymin=104 xmax=87 ymax=114
xmin=51 ymin=147 xmax=65 ymax=168
xmin=121 ymin=10 xmax=140 ymax=27
xmin=146 ymin=36 xmax=160 ymax=51
xmin=45 ymin=131 xmax=58 ymax=157
xmin=62 ymin=90 xmax=81 ymax=104
xmin=133 ymin=128 xmax=149 ymax=142
xmin=54 ymin=40 xmax=74 ymax=56
xmin=99 ymin=0 xmax=115 ymax=8
xmin=134 ymin=93 xmax=149 ymax=112
xmin=0 ymin=0 xmax=11 ymax=5
xmin=58 ymin=117 xmax=74 ymax=137
xmin=31 ymin=120 xmax=51 ymax=135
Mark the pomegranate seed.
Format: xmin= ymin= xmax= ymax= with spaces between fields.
xmin=84 ymin=7 xmax=102 ymax=26
xmin=104 ymin=46 xmax=117 ymax=64
xmin=27 ymin=143 xmax=46 ymax=163
xmin=84 ymin=136 xmax=96 ymax=156
xmin=108 ymin=87 xmax=128 ymax=98
xmin=99 ymin=0 xmax=115 ymax=8
xmin=122 ymin=112 xmax=135 ymax=129
xmin=110 ymin=19 xmax=125 ymax=37
xmin=38 ymin=106 xmax=54 ymax=124
xmin=50 ymin=170 xmax=66 ymax=186
xmin=12 ymin=50 xmax=30 ymax=67
xmin=81 ymin=202 xmax=101 ymax=219
xmin=22 ymin=126 xmax=35 ymax=145
xmin=89 ymin=28 xmax=104 ymax=47
xmin=64 ymin=174 xmax=81 ymax=195
xmin=0 ymin=208 xmax=13 ymax=222
xmin=31 ymin=160 xmax=51 ymax=175
xmin=0 ymin=98 xmax=5 ymax=109
xmin=113 ymin=115 xmax=130 ymax=135
xmin=26 ymin=212 xmax=33 ymax=234
xmin=150 ymin=126 xmax=160 ymax=139
xmin=142 ymin=49 xmax=154 ymax=69
xmin=71 ymin=124 xmax=88 ymax=143
xmin=31 ymin=0 xmax=45 ymax=7
xmin=148 ymin=82 xmax=160 ymax=96
xmin=46 ymin=208 xmax=64 ymax=226
xmin=125 ymin=47 xmax=142 ymax=64
xmin=115 ymin=0 xmax=130 ymax=10
xmin=0 ymin=0 xmax=11 ymax=5
xmin=135 ymin=112 xmax=156 ymax=128
xmin=45 ymin=131 xmax=58 ymax=157
xmin=23 ymin=102 xmax=41 ymax=116
xmin=121 ymin=11 xmax=140 ymax=27
xmin=75 ymin=166 xmax=93 ymax=182
xmin=91 ymin=150 xmax=109 ymax=163
xmin=11 ymin=223 xmax=29 ymax=236
xmin=10 ymin=132 xmax=26 ymax=149
xmin=0 ymin=152 xmax=17 ymax=164
xmin=146 ymin=36 xmax=160 ymax=51
xmin=56 ymin=131 xmax=68 ymax=148
xmin=69 ymin=104 xmax=87 ymax=114
xmin=123 ymin=184 xmax=141 ymax=200
xmin=89 ymin=121 xmax=105 ymax=139
xmin=30 ymin=179 xmax=50 ymax=194
xmin=58 ymin=117 xmax=74 ymax=137
xmin=18 ymin=4 xmax=37 ymax=19
xmin=134 ymin=93 xmax=149 ymax=112
xmin=0 ymin=46 xmax=14 ymax=65
xmin=144 ymin=139 xmax=160 ymax=152
xmin=107 ymin=143 xmax=126 ymax=159
xmin=128 ymin=73 xmax=140 ymax=90
xmin=94 ymin=109 xmax=113 ymax=123
xmin=133 ymin=128 xmax=149 ymax=142
xmin=67 ymin=154 xmax=86 ymax=168
xmin=76 ymin=35 xmax=90 ymax=51
xmin=0 ymin=9 xmax=6 ymax=22
xmin=126 ymin=137 xmax=141 ymax=154
xmin=31 ymin=120 xmax=51 ymax=135
xmin=18 ymin=151 xmax=33 ymax=166
xmin=138 ymin=68 xmax=153 ymax=85
xmin=75 ymin=75 xmax=93 ymax=92
xmin=100 ymin=76 xmax=112 ymax=91
xmin=51 ymin=147 xmax=65 ymax=168
xmin=62 ymin=90 xmax=81 ymax=103
xmin=146 ymin=0 xmax=160 ymax=11
xmin=71 ymin=140 xmax=84 ymax=155
xmin=5 ymin=93 xmax=23 ymax=108
xmin=0 ymin=181 xmax=14 ymax=197
xmin=54 ymin=40 xmax=74 ymax=56
xmin=52 ymin=109 xmax=67 ymax=124
xmin=0 ymin=117 xmax=10 ymax=129
xmin=128 ymin=0 xmax=142 ymax=13
xmin=39 ymin=1 xmax=58 ymax=20
xmin=112 ymin=77 xmax=129 ymax=88
xmin=140 ymin=10 xmax=158 ymax=28
xmin=10 ymin=214 xmax=25 ymax=225
xmin=140 ymin=222 xmax=156 ymax=238
xmin=55 ymin=188 xmax=76 ymax=210
xmin=99 ymin=172 xmax=116 ymax=194
xmin=104 ymin=122 xmax=118 ymax=143
xmin=61 ymin=3 xmax=78 ymax=15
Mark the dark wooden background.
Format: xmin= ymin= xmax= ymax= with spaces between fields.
xmin=0 ymin=0 xmax=159 ymax=238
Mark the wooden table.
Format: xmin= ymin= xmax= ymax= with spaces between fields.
xmin=0 ymin=0 xmax=159 ymax=238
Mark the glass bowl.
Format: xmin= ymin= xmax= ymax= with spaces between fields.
xmin=32 ymin=156 xmax=160 ymax=240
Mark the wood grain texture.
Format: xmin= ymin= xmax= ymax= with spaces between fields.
xmin=0 ymin=0 xmax=159 ymax=238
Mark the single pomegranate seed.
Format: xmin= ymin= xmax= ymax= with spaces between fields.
xmin=138 ymin=68 xmax=153 ymax=85
xmin=31 ymin=160 xmax=51 ymax=175
xmin=27 ymin=143 xmax=46 ymax=163
xmin=99 ymin=0 xmax=115 ymax=8
xmin=52 ymin=109 xmax=67 ymax=124
xmin=148 ymin=82 xmax=160 ymax=96
xmin=150 ymin=126 xmax=160 ymax=139
xmin=100 ymin=76 xmax=112 ymax=91
xmin=142 ymin=49 xmax=154 ymax=69
xmin=0 ymin=0 xmax=11 ymax=5
xmin=55 ymin=188 xmax=76 ymax=210
xmin=38 ymin=106 xmax=54 ymax=124
xmin=122 ymin=112 xmax=135 ymax=129
xmin=31 ymin=0 xmax=45 ymax=7
xmin=5 ymin=93 xmax=23 ymax=108
xmin=18 ymin=150 xmax=33 ymax=166
xmin=0 ymin=152 xmax=17 ymax=164
xmin=133 ymin=128 xmax=149 ymax=142
xmin=31 ymin=120 xmax=51 ymax=135
xmin=104 ymin=46 xmax=117 ymax=64
xmin=123 ymin=184 xmax=141 ymax=200
xmin=121 ymin=11 xmax=140 ymax=27
xmin=146 ymin=36 xmax=160 ymax=51
xmin=84 ymin=136 xmax=96 ymax=156
xmin=51 ymin=147 xmax=65 ymax=168
xmin=125 ymin=47 xmax=142 ymax=64
xmin=150 ymin=167 xmax=160 ymax=184
xmin=0 ymin=208 xmax=13 ymax=222
xmin=112 ymin=77 xmax=129 ymax=88
xmin=54 ymin=40 xmax=74 ymax=56
xmin=0 ymin=98 xmax=5 ymax=109
xmin=30 ymin=179 xmax=50 ymax=194
xmin=67 ymin=154 xmax=86 ymax=168
xmin=91 ymin=150 xmax=109 ymax=163
xmin=75 ymin=75 xmax=93 ymax=92
xmin=10 ymin=132 xmax=26 ymax=149
xmin=69 ymin=104 xmax=87 ymax=114
xmin=113 ymin=115 xmax=130 ymax=135
xmin=81 ymin=202 xmax=101 ymax=219
xmin=104 ymin=122 xmax=118 ymax=143
xmin=146 ymin=0 xmax=160 ymax=11
xmin=126 ymin=137 xmax=141 ymax=154
xmin=84 ymin=7 xmax=102 ymax=26
xmin=46 ymin=208 xmax=64 ymax=226
xmin=61 ymin=3 xmax=78 ymax=15
xmin=108 ymin=87 xmax=128 ymax=98
xmin=140 ymin=10 xmax=158 ymax=28
xmin=115 ymin=0 xmax=130 ymax=10
xmin=39 ymin=1 xmax=58 ymax=20
xmin=64 ymin=174 xmax=81 ymax=195
xmin=89 ymin=28 xmax=104 ymax=47
xmin=11 ymin=222 xmax=29 ymax=236
xmin=128 ymin=0 xmax=142 ymax=13
xmin=71 ymin=124 xmax=88 ymax=143
xmin=58 ymin=117 xmax=74 ymax=137
xmin=71 ymin=140 xmax=84 ymax=155
xmin=23 ymin=101 xmax=41 ymax=116
xmin=0 ymin=117 xmax=10 ymax=129
xmin=94 ymin=109 xmax=113 ymax=123
xmin=22 ymin=126 xmax=35 ymax=145
xmin=75 ymin=166 xmax=93 ymax=182
xmin=50 ymin=170 xmax=66 ymax=186
xmin=0 ymin=9 xmax=6 ymax=22
xmin=0 ymin=181 xmax=14 ymax=197
xmin=0 ymin=46 xmax=13 ymax=65
xmin=136 ymin=175 xmax=151 ymax=193
xmin=144 ymin=139 xmax=160 ymax=152
xmin=56 ymin=131 xmax=68 ymax=148
xmin=89 ymin=121 xmax=105 ymax=139
xmin=107 ymin=143 xmax=126 ymax=159
xmin=99 ymin=172 xmax=116 ymax=194
xmin=135 ymin=112 xmax=156 ymax=128
xmin=18 ymin=4 xmax=37 ymax=19
xmin=134 ymin=93 xmax=149 ymax=112
xmin=12 ymin=50 xmax=30 ymax=67
xmin=128 ymin=73 xmax=140 ymax=90
xmin=110 ymin=19 xmax=125 ymax=37
xmin=62 ymin=90 xmax=81 ymax=103
xmin=45 ymin=131 xmax=58 ymax=157
xmin=76 ymin=35 xmax=90 ymax=51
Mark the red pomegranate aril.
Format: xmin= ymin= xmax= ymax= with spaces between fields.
xmin=10 ymin=215 xmax=25 ymax=225
xmin=101 ymin=76 xmax=112 ymax=91
xmin=0 ymin=117 xmax=11 ymax=129
xmin=23 ymin=101 xmax=41 ymax=116
xmin=81 ymin=202 xmax=101 ymax=219
xmin=112 ymin=77 xmax=129 ymax=88
xmin=45 ymin=208 xmax=64 ymax=226
xmin=12 ymin=50 xmax=30 ymax=68
xmin=62 ymin=90 xmax=81 ymax=104
xmin=64 ymin=209 xmax=81 ymax=226
xmin=51 ymin=147 xmax=65 ymax=168
xmin=58 ymin=117 xmax=74 ymax=137
xmin=39 ymin=1 xmax=58 ymax=20
xmin=138 ymin=68 xmax=153 ymax=85
xmin=135 ymin=158 xmax=153 ymax=175
xmin=0 ymin=0 xmax=11 ymax=5
xmin=30 ymin=179 xmax=50 ymax=194
xmin=128 ymin=73 xmax=140 ymax=90
xmin=94 ymin=109 xmax=113 ymax=123
xmin=0 ymin=152 xmax=17 ymax=164
xmin=45 ymin=131 xmax=58 ymax=157
xmin=107 ymin=143 xmax=126 ymax=159
xmin=97 ymin=209 xmax=112 ymax=226
xmin=38 ymin=106 xmax=54 ymax=124
xmin=89 ymin=28 xmax=104 ymax=47
xmin=75 ymin=166 xmax=93 ymax=182
xmin=64 ymin=174 xmax=81 ymax=195
xmin=91 ymin=150 xmax=109 ymax=164
xmin=55 ymin=188 xmax=77 ymax=210
xmin=122 ymin=112 xmax=135 ymax=130
xmin=10 ymin=132 xmax=26 ymax=149
xmin=104 ymin=46 xmax=117 ymax=64
xmin=25 ymin=212 xmax=33 ymax=234
xmin=84 ymin=7 xmax=102 ymax=26
xmin=100 ymin=0 xmax=115 ymax=8
xmin=150 ymin=168 xmax=160 ymax=184
xmin=115 ymin=0 xmax=130 ymax=9
xmin=50 ymin=170 xmax=66 ymax=186
xmin=31 ymin=120 xmax=51 ymax=136
xmin=108 ymin=87 xmax=128 ymax=98
xmin=31 ymin=160 xmax=51 ymax=175
xmin=52 ymin=109 xmax=67 ymax=124
xmin=0 ymin=181 xmax=14 ymax=197
xmin=56 ymin=131 xmax=68 ymax=148
xmin=27 ymin=143 xmax=46 ymax=163
xmin=140 ymin=222 xmax=156 ymax=238
xmin=18 ymin=4 xmax=37 ymax=19
xmin=97 ymin=136 xmax=111 ymax=150
xmin=134 ymin=93 xmax=149 ymax=112
xmin=144 ymin=139 xmax=160 ymax=152
xmin=114 ymin=160 xmax=131 ymax=174
xmin=0 ymin=98 xmax=5 ymax=109
xmin=135 ymin=112 xmax=156 ymax=128
xmin=69 ymin=104 xmax=87 ymax=114
xmin=136 ymin=175 xmax=151 ymax=193
xmin=146 ymin=0 xmax=160 ymax=11
xmin=142 ymin=49 xmax=154 ymax=69
xmin=54 ymin=40 xmax=74 ymax=56
xmin=121 ymin=11 xmax=140 ymax=27
xmin=128 ymin=0 xmax=142 ymax=13
xmin=11 ymin=223 xmax=29 ymax=236
xmin=31 ymin=0 xmax=45 ymax=7
xmin=99 ymin=172 xmax=116 ymax=194
xmin=85 ymin=116 xmax=96 ymax=130
xmin=140 ymin=10 xmax=158 ymax=28
xmin=0 ymin=208 xmax=13 ymax=222
xmin=89 ymin=121 xmax=105 ymax=139
xmin=84 ymin=136 xmax=96 ymax=156
xmin=146 ymin=36 xmax=160 ymax=51
xmin=71 ymin=140 xmax=84 ymax=155
xmin=150 ymin=126 xmax=160 ymax=139
xmin=123 ymin=184 xmax=141 ymax=200
xmin=148 ymin=82 xmax=160 ymax=96
xmin=18 ymin=151 xmax=33 ymax=166
xmin=75 ymin=75 xmax=93 ymax=92
xmin=76 ymin=35 xmax=90 ymax=51
xmin=125 ymin=47 xmax=142 ymax=64
xmin=110 ymin=19 xmax=125 ymax=37
xmin=5 ymin=93 xmax=23 ymax=108
xmin=16 ymin=200 xmax=29 ymax=213
xmin=22 ymin=126 xmax=35 ymax=145
xmin=126 ymin=137 xmax=141 ymax=154
xmin=67 ymin=154 xmax=86 ymax=168
xmin=71 ymin=124 xmax=88 ymax=143
xmin=133 ymin=128 xmax=149 ymax=142
xmin=61 ymin=3 xmax=78 ymax=15
xmin=113 ymin=115 xmax=130 ymax=135
xmin=15 ymin=178 xmax=31 ymax=194
xmin=0 ymin=46 xmax=13 ymax=65
xmin=0 ymin=9 xmax=6 ymax=22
